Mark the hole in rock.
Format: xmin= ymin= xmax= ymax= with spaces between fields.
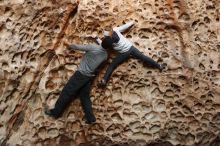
xmin=34 ymin=42 xmax=38 ymax=47
xmin=129 ymin=121 xmax=141 ymax=130
xmin=2 ymin=62 xmax=8 ymax=68
xmin=192 ymin=20 xmax=200 ymax=28
xmin=206 ymin=5 xmax=215 ymax=9
xmin=46 ymin=80 xmax=57 ymax=90
xmin=199 ymin=63 xmax=205 ymax=70
xmin=204 ymin=17 xmax=211 ymax=23
xmin=111 ymin=113 xmax=122 ymax=121
xmin=5 ymin=7 xmax=11 ymax=13
xmin=149 ymin=125 xmax=161 ymax=133
xmin=179 ymin=13 xmax=190 ymax=21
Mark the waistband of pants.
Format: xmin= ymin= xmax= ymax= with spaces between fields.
xmin=77 ymin=70 xmax=95 ymax=78
xmin=121 ymin=46 xmax=133 ymax=54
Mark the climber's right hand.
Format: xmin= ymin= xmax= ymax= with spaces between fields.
xmin=159 ymin=64 xmax=166 ymax=72
xmin=98 ymin=79 xmax=107 ymax=88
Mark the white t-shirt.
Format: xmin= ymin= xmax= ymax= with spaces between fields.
xmin=101 ymin=21 xmax=135 ymax=53
xmin=112 ymin=27 xmax=132 ymax=53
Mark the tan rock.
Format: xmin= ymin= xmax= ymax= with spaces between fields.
xmin=0 ymin=0 xmax=220 ymax=145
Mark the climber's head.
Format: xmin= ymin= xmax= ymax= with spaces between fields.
xmin=101 ymin=36 xmax=113 ymax=49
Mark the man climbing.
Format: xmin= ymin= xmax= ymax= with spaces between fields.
xmin=97 ymin=21 xmax=165 ymax=86
xmin=45 ymin=37 xmax=113 ymax=124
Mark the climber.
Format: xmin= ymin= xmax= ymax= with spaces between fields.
xmin=97 ymin=21 xmax=165 ymax=86
xmin=45 ymin=37 xmax=113 ymax=124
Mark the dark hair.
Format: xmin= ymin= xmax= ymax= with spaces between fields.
xmin=101 ymin=36 xmax=113 ymax=49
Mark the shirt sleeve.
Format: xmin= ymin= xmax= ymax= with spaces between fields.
xmin=113 ymin=21 xmax=135 ymax=33
xmin=96 ymin=37 xmax=102 ymax=45
xmin=104 ymin=31 xmax=111 ymax=36
xmin=69 ymin=44 xmax=98 ymax=52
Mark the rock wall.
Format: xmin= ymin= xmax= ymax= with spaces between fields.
xmin=0 ymin=0 xmax=220 ymax=145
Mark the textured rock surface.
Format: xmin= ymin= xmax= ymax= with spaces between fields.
xmin=0 ymin=0 xmax=220 ymax=145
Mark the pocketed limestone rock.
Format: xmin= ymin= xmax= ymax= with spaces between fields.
xmin=0 ymin=0 xmax=220 ymax=145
